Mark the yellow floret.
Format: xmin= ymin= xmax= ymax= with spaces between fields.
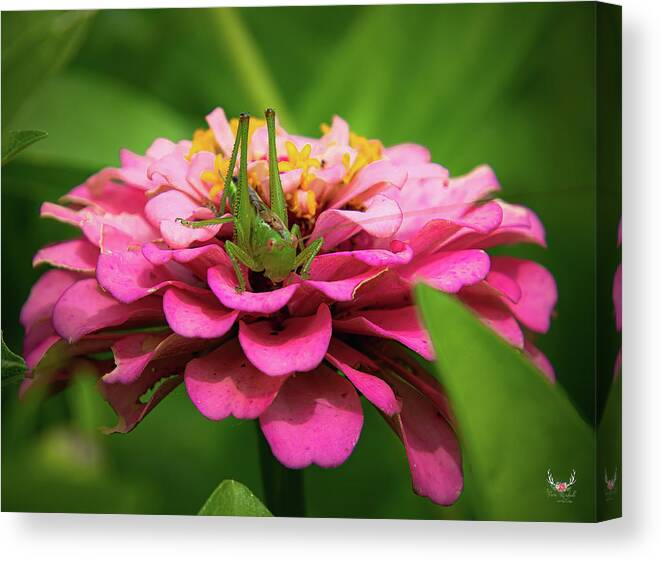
xmin=187 ymin=128 xmax=219 ymax=159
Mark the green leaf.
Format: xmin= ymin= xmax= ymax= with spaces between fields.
xmin=415 ymin=284 xmax=595 ymax=521
xmin=210 ymin=9 xmax=293 ymax=128
xmin=2 ymin=130 xmax=48 ymax=166
xmin=8 ymin=71 xmax=195 ymax=170
xmin=2 ymin=333 xmax=27 ymax=387
xmin=2 ymin=11 xmax=95 ymax=129
xmin=297 ymin=4 xmax=549 ymax=144
xmin=198 ymin=479 xmax=272 ymax=517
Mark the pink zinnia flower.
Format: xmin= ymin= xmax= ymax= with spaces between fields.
xmin=20 ymin=108 xmax=556 ymax=506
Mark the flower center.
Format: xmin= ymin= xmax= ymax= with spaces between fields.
xmin=187 ymin=128 xmax=219 ymax=159
xmin=200 ymin=154 xmax=231 ymax=203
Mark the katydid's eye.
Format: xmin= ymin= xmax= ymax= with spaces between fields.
xmin=266 ymin=239 xmax=276 ymax=251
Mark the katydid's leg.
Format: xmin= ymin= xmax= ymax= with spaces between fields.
xmin=175 ymin=217 xmax=234 ymax=228
xmin=294 ymin=237 xmax=323 ymax=279
xmin=290 ymin=223 xmax=305 ymax=252
xmin=225 ymin=240 xmax=260 ymax=292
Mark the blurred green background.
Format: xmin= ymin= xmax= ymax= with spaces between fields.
xmin=1 ymin=3 xmax=620 ymax=518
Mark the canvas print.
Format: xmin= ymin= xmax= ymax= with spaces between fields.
xmin=1 ymin=2 xmax=622 ymax=521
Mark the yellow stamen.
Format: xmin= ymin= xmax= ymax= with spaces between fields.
xmin=204 ymin=155 xmax=231 ymax=203
xmin=187 ymin=128 xmax=219 ymax=159
xmin=341 ymin=131 xmax=383 ymax=183
xmin=306 ymin=190 xmax=317 ymax=217
xmin=279 ymin=141 xmax=320 ymax=188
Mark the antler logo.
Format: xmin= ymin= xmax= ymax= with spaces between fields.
xmin=604 ymin=467 xmax=618 ymax=500
xmin=546 ymin=469 xmax=577 ymax=503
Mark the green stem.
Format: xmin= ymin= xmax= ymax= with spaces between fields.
xmin=211 ymin=8 xmax=294 ymax=129
xmin=257 ymin=424 xmax=305 ymax=517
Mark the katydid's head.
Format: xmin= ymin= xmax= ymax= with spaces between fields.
xmin=262 ymin=235 xmax=297 ymax=283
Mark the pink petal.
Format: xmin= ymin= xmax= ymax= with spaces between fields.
xmin=303 ymin=274 xmax=382 ymax=303
xmin=23 ymin=321 xmax=62 ymax=370
xmin=207 ymin=263 xmax=300 ymax=314
xmin=147 ymin=150 xmax=204 ymax=201
xmin=474 ymin=201 xmax=547 ymax=248
xmin=79 ymin=211 xmax=159 ymax=251
xmin=382 ymin=371 xmax=463 ymax=506
xmin=302 ymin=256 xmax=386 ymax=302
xmin=308 ymin=163 xmax=345 ymax=189
xmin=144 ymin=190 xmax=221 ymax=249
xmin=490 ymin=257 xmax=557 ymax=333
xmin=20 ymin=269 xmax=97 ymax=369
xmin=311 ymin=240 xmax=413 ymax=269
xmin=206 ymin=107 xmax=235 ymax=157
xmin=105 ymin=331 xmax=210 ymax=384
xmin=333 ymin=306 xmax=434 ymax=360
xmin=445 ymin=165 xmax=501 ymax=216
xmin=312 ymin=195 xmax=403 ymax=250
xmin=52 ymin=278 xmax=164 ymax=343
xmin=326 ymin=338 xmax=400 ymax=416
xmin=328 ymin=159 xmax=408 ymax=209
xmin=459 ymin=292 xmax=524 ymax=348
xmin=25 ymin=331 xmax=117 ymax=373
xmin=320 ymin=115 xmax=350 ymax=147
xmin=410 ymin=201 xmax=504 ymax=255
xmin=144 ymin=189 xmax=199 ymax=226
xmin=384 ymin=143 xmax=431 ymax=165
xmin=40 ymin=202 xmax=83 ymax=228
xmin=342 ymin=269 xmax=412 ymax=311
xmin=20 ymin=269 xmax=88 ymax=367
xmin=62 ymin=178 xmax=146 ymax=215
xmin=380 ymin=175 xmax=452 ymax=241
xmin=146 ymin=138 xmax=180 ymax=160
xmin=20 ymin=269 xmax=85 ymax=330
xmin=163 ymin=288 xmax=238 ymax=339
xmin=185 ymin=339 xmax=287 ymax=420
xmin=118 ymin=149 xmax=153 ymax=189
xmin=99 ymin=366 xmax=183 ymax=434
xmin=159 ymin=218 xmax=222 ymax=249
xmin=239 ymin=304 xmax=332 ymax=376
xmin=186 ymin=151 xmax=216 ymax=196
xmin=142 ymin=242 xmax=228 ymax=278
xmin=105 ymin=331 xmax=170 ymax=384
xmin=285 ymin=283 xmax=333 ymax=318
xmin=524 ymin=340 xmax=555 ymax=382
xmin=33 ymin=239 xmax=99 ymax=273
xmin=401 ymin=250 xmax=490 ymax=293
xmin=259 ymin=365 xmax=363 ymax=468
xmin=276 ymin=168 xmax=303 ymax=195
xmin=379 ymin=164 xmax=493 ymax=241
xmin=484 ymin=270 xmax=522 ymax=303
xmin=366 ymin=339 xmax=453 ymax=422
xmin=96 ymin=247 xmax=203 ymax=304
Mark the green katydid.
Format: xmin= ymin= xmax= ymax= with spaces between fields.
xmin=176 ymin=108 xmax=323 ymax=293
